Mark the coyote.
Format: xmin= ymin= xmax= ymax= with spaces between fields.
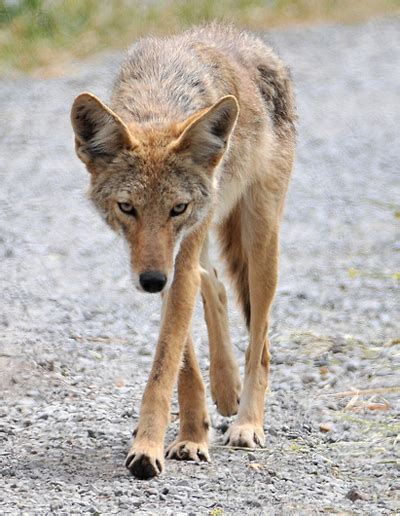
xmin=71 ymin=24 xmax=296 ymax=479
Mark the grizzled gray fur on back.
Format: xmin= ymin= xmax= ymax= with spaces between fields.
xmin=111 ymin=24 xmax=295 ymax=131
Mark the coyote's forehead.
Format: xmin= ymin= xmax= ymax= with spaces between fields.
xmin=92 ymin=148 xmax=212 ymax=211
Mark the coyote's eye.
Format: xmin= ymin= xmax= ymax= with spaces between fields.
xmin=170 ymin=203 xmax=188 ymax=217
xmin=118 ymin=202 xmax=137 ymax=217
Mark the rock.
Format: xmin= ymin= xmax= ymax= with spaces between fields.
xmin=302 ymin=373 xmax=318 ymax=384
xmin=346 ymin=360 xmax=359 ymax=372
xmin=319 ymin=422 xmax=333 ymax=433
xmin=346 ymin=488 xmax=367 ymax=502
xmin=176 ymin=479 xmax=190 ymax=487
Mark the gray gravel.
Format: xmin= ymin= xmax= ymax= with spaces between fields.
xmin=1 ymin=17 xmax=399 ymax=514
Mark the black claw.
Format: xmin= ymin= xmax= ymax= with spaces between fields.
xmin=197 ymin=450 xmax=208 ymax=462
xmin=132 ymin=427 xmax=138 ymax=438
xmin=253 ymin=433 xmax=261 ymax=446
xmin=125 ymin=454 xmax=135 ymax=468
xmin=156 ymin=459 xmax=162 ymax=472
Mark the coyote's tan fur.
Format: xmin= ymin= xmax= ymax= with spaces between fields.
xmin=71 ymin=24 xmax=296 ymax=479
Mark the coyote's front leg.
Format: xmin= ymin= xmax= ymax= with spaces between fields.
xmin=125 ymin=227 xmax=206 ymax=479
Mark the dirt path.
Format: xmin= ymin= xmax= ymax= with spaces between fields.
xmin=1 ymin=17 xmax=399 ymax=514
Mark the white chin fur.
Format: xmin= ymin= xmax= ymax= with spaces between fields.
xmin=173 ymin=233 xmax=184 ymax=261
xmin=165 ymin=274 xmax=173 ymax=291
xmin=131 ymin=273 xmax=143 ymax=292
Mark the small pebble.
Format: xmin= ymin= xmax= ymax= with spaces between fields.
xmin=346 ymin=487 xmax=367 ymax=502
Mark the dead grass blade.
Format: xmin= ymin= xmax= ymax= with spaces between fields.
xmin=70 ymin=334 xmax=130 ymax=345
xmin=322 ymin=386 xmax=400 ymax=398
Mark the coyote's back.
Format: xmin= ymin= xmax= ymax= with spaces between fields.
xmin=113 ymin=24 xmax=295 ymax=128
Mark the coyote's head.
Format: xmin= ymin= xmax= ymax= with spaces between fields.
xmin=71 ymin=93 xmax=238 ymax=293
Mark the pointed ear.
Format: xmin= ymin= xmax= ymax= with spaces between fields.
xmin=70 ymin=92 xmax=135 ymax=170
xmin=172 ymin=95 xmax=239 ymax=168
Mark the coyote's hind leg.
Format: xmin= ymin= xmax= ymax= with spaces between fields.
xmin=223 ymin=185 xmax=282 ymax=449
xmin=200 ymin=238 xmax=241 ymax=417
xmin=166 ymin=335 xmax=210 ymax=462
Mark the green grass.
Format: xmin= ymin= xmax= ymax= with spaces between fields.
xmin=1 ymin=0 xmax=399 ymax=75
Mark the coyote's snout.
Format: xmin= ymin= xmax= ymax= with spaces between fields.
xmin=71 ymin=24 xmax=295 ymax=480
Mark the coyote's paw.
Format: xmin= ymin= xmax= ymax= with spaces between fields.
xmin=125 ymin=442 xmax=164 ymax=480
xmin=211 ymin=363 xmax=241 ymax=417
xmin=223 ymin=423 xmax=265 ymax=449
xmin=166 ymin=440 xmax=210 ymax=462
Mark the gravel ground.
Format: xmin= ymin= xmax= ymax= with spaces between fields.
xmin=1 ymin=17 xmax=399 ymax=515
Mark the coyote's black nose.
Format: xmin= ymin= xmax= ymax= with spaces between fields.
xmin=139 ymin=271 xmax=167 ymax=293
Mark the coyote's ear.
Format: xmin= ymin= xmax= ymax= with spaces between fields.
xmin=71 ymin=92 xmax=135 ymax=171
xmin=172 ymin=95 xmax=239 ymax=169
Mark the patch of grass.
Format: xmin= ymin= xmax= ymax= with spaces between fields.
xmin=347 ymin=267 xmax=400 ymax=281
xmin=1 ymin=0 xmax=399 ymax=75
xmin=335 ymin=412 xmax=400 ymax=434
